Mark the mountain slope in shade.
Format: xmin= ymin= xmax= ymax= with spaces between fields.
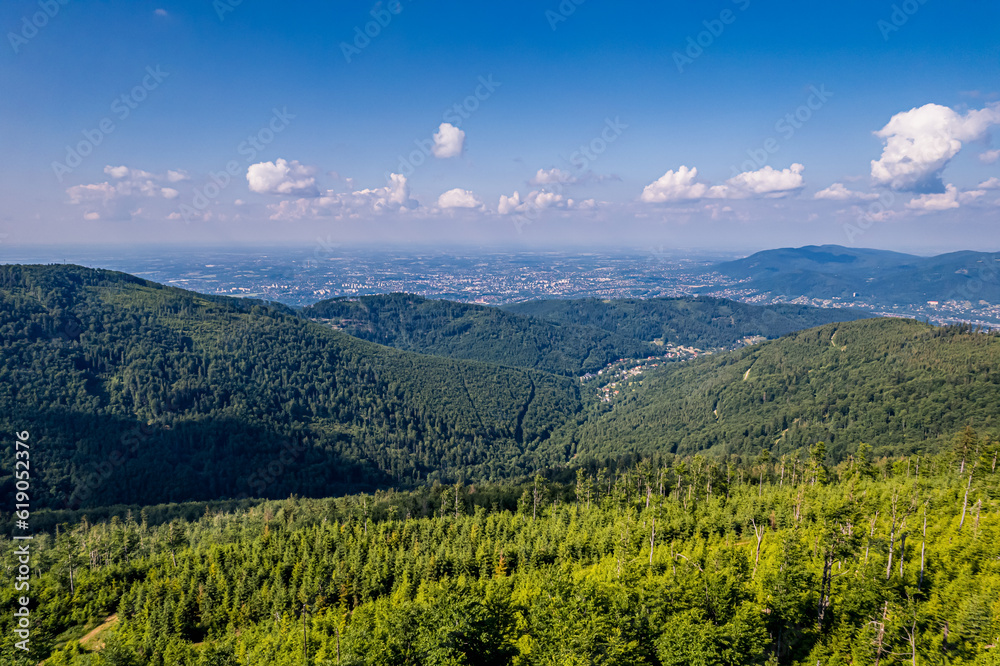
xmin=503 ymin=296 xmax=872 ymax=348
xmin=0 ymin=265 xmax=581 ymax=509
xmin=301 ymin=293 xmax=654 ymax=376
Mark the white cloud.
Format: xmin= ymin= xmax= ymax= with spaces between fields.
xmin=904 ymin=184 xmax=984 ymax=212
xmin=498 ymin=191 xmax=523 ymax=215
xmin=154 ymin=8 xmax=168 ymax=17
xmin=814 ymin=183 xmax=879 ymax=201
xmin=978 ymin=177 xmax=1000 ymax=190
xmin=725 ymin=163 xmax=805 ymax=197
xmin=871 ymin=103 xmax=1000 ymax=192
xmin=246 ymin=159 xmax=318 ymax=196
xmin=432 ymin=122 xmax=465 ymax=159
xmin=437 ymin=188 xmax=483 ymax=209
xmin=530 ymin=168 xmax=577 ymax=185
xmin=166 ymin=169 xmax=190 ymax=182
xmin=67 ymin=165 xmax=182 ymax=204
xmin=641 ymin=164 xmax=804 ymax=203
xmin=83 ymin=212 xmax=100 ymax=221
xmin=267 ymin=173 xmax=418 ymax=220
xmin=640 ymin=166 xmax=710 ymax=202
xmin=496 ymin=189 xmax=574 ymax=215
xmin=979 ymin=149 xmax=1000 ymax=164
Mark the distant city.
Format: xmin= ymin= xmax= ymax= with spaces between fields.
xmin=2 ymin=245 xmax=998 ymax=327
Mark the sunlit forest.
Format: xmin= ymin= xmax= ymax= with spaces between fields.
xmin=3 ymin=438 xmax=998 ymax=665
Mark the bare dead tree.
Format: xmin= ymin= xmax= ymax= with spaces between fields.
xmin=959 ymin=465 xmax=976 ymax=529
xmin=748 ymin=518 xmax=767 ymax=578
xmin=919 ymin=505 xmax=927 ymax=589
xmin=866 ymin=511 xmax=879 ymax=563
xmin=649 ymin=516 xmax=656 ymax=566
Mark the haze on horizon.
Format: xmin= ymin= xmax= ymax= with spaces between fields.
xmin=1 ymin=0 xmax=999 ymax=254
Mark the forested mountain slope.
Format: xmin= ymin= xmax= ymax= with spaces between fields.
xmin=0 ymin=265 xmax=581 ymax=509
xmin=503 ymin=296 xmax=871 ymax=349
xmin=715 ymin=245 xmax=1000 ymax=303
xmin=5 ymin=452 xmax=998 ymax=665
xmin=574 ymin=318 xmax=1000 ymax=461
xmin=301 ymin=293 xmax=654 ymax=375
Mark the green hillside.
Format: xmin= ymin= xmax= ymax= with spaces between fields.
xmin=573 ymin=317 xmax=1000 ymax=461
xmin=504 ymin=296 xmax=871 ymax=349
xmin=301 ymin=293 xmax=654 ymax=375
xmin=0 ymin=265 xmax=581 ymax=509
xmin=6 ymin=452 xmax=998 ymax=666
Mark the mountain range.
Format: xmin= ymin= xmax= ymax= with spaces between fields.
xmin=714 ymin=244 xmax=1000 ymax=305
xmin=1 ymin=263 xmax=998 ymax=512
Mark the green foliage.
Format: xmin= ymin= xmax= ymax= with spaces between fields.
xmin=504 ymin=296 xmax=870 ymax=349
xmin=4 ymin=449 xmax=998 ymax=665
xmin=0 ymin=265 xmax=581 ymax=509
xmin=303 ymin=293 xmax=654 ymax=376
xmin=573 ymin=318 xmax=1000 ymax=461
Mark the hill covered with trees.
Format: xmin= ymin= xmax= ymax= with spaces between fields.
xmin=0 ymin=265 xmax=582 ymax=510
xmin=3 ymin=447 xmax=997 ymax=665
xmin=503 ymin=296 xmax=871 ymax=350
xmin=2 ymin=265 xmax=999 ymax=516
xmin=714 ymin=245 xmax=1000 ymax=304
xmin=301 ymin=293 xmax=654 ymax=376
xmin=573 ymin=318 xmax=1000 ymax=462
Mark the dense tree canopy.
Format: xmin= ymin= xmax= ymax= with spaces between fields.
xmin=574 ymin=318 xmax=1000 ymax=462
xmin=2 ymin=445 xmax=998 ymax=664
xmin=0 ymin=266 xmax=581 ymax=509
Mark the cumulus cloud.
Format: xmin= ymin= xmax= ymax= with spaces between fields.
xmin=530 ymin=168 xmax=577 ymax=186
xmin=978 ymin=177 xmax=1000 ymax=190
xmin=167 ymin=169 xmax=190 ymax=182
xmin=871 ymin=103 xmax=1000 ymax=193
xmin=432 ymin=122 xmax=465 ymax=158
xmin=437 ymin=188 xmax=483 ymax=209
xmin=814 ymin=183 xmax=880 ymax=201
xmin=67 ymin=165 xmax=181 ymax=204
xmin=267 ymin=173 xmax=418 ymax=221
xmin=979 ymin=149 xmax=1000 ymax=164
xmin=247 ymin=159 xmax=319 ymax=196
xmin=498 ymin=191 xmax=523 ymax=215
xmin=725 ymin=163 xmax=805 ymax=197
xmin=496 ymin=189 xmax=577 ymax=215
xmin=640 ymin=166 xmax=714 ymax=202
xmin=641 ymin=164 xmax=805 ymax=202
xmin=905 ymin=185 xmax=986 ymax=213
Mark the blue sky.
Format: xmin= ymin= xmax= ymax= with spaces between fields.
xmin=1 ymin=0 xmax=998 ymax=252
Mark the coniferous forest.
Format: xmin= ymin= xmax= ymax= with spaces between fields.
xmin=1 ymin=265 xmax=999 ymax=664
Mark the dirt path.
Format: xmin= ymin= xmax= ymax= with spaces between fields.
xmin=79 ymin=614 xmax=118 ymax=651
